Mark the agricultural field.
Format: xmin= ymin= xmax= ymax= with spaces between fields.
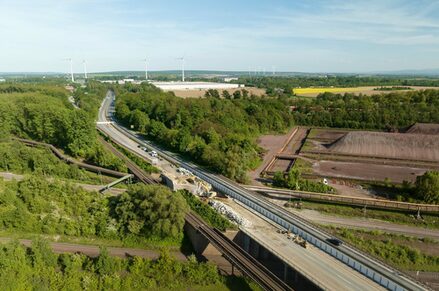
xmin=293 ymin=86 xmax=439 ymax=97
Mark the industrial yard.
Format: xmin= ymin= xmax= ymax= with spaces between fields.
xmin=253 ymin=123 xmax=439 ymax=185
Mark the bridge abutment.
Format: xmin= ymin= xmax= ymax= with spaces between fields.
xmin=185 ymin=222 xmax=321 ymax=290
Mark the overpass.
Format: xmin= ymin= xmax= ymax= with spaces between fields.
xmin=97 ymin=91 xmax=427 ymax=291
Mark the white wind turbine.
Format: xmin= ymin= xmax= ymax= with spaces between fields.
xmin=64 ymin=58 xmax=75 ymax=82
xmin=176 ymin=56 xmax=185 ymax=82
xmin=83 ymin=60 xmax=88 ymax=79
xmin=142 ymin=58 xmax=148 ymax=80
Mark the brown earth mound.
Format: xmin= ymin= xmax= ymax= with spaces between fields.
xmin=404 ymin=123 xmax=439 ymax=135
xmin=329 ymin=131 xmax=439 ymax=162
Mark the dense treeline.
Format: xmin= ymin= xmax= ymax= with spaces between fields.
xmin=238 ymin=76 xmax=439 ymax=96
xmin=0 ymin=177 xmax=188 ymax=245
xmin=0 ymin=82 xmax=125 ymax=171
xmin=292 ymin=90 xmax=439 ymax=130
xmin=74 ymin=80 xmax=112 ymax=118
xmin=0 ymin=240 xmax=229 ymax=290
xmin=0 ymin=85 xmax=94 ymax=155
xmin=115 ymin=84 xmax=294 ymax=182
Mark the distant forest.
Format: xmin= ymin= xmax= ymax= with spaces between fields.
xmin=292 ymin=90 xmax=439 ymax=130
xmin=114 ymin=83 xmax=294 ymax=182
xmin=237 ymin=76 xmax=439 ymax=96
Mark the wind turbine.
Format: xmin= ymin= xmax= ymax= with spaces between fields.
xmin=83 ymin=60 xmax=88 ymax=79
xmin=63 ymin=58 xmax=75 ymax=82
xmin=142 ymin=58 xmax=148 ymax=80
xmin=176 ymin=56 xmax=185 ymax=82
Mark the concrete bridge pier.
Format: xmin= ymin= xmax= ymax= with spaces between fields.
xmin=184 ymin=222 xmax=320 ymax=290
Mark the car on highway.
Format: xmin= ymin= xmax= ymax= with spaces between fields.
xmin=149 ymin=150 xmax=158 ymax=157
xmin=326 ymin=238 xmax=343 ymax=246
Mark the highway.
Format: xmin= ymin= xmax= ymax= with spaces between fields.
xmin=97 ymin=101 xmax=291 ymax=291
xmin=97 ymin=91 xmax=426 ymax=291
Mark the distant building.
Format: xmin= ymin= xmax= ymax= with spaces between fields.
xmin=224 ymin=77 xmax=238 ymax=82
xmin=0 ymin=78 xmax=5 ymax=82
xmin=151 ymin=81 xmax=243 ymax=91
xmin=100 ymin=79 xmax=142 ymax=85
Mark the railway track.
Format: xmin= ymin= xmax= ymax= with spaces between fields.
xmin=186 ymin=212 xmax=293 ymax=291
xmin=98 ymin=128 xmax=292 ymax=291
xmin=98 ymin=136 xmax=157 ymax=184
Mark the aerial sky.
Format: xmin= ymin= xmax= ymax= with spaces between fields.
xmin=1 ymin=0 xmax=439 ymax=73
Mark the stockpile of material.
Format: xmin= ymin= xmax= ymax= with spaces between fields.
xmin=209 ymin=200 xmax=251 ymax=227
xmin=329 ymin=131 xmax=439 ymax=161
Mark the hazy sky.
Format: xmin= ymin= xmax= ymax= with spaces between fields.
xmin=1 ymin=0 xmax=439 ymax=73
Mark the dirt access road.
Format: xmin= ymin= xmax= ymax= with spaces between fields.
xmin=248 ymin=127 xmax=298 ymax=184
xmin=0 ymin=237 xmax=186 ymax=260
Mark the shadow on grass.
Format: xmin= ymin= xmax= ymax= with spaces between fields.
xmin=223 ymin=275 xmax=262 ymax=291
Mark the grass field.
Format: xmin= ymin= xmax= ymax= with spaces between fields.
xmin=325 ymin=227 xmax=439 ymax=272
xmin=295 ymin=200 xmax=439 ymax=229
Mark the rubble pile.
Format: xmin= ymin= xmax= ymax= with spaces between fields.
xmin=209 ymin=200 xmax=251 ymax=227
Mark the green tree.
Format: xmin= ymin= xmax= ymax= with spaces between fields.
xmin=222 ymin=90 xmax=231 ymax=99
xmin=95 ymin=247 xmax=120 ymax=275
xmin=415 ymin=171 xmax=439 ymax=203
xmin=233 ymin=90 xmax=241 ymax=99
xmin=115 ymin=184 xmax=189 ymax=239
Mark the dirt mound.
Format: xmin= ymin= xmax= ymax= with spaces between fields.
xmin=404 ymin=123 xmax=439 ymax=135
xmin=329 ymin=131 xmax=439 ymax=161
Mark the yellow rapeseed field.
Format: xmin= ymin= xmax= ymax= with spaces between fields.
xmin=293 ymin=87 xmax=361 ymax=95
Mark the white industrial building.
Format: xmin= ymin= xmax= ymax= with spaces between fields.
xmin=151 ymin=81 xmax=243 ymax=91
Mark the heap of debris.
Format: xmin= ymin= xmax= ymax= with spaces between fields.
xmin=209 ymin=200 xmax=251 ymax=227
